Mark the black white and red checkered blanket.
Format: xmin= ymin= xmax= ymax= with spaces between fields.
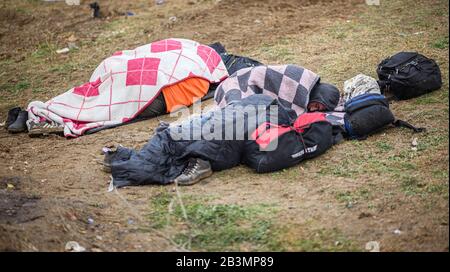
xmin=27 ymin=38 xmax=228 ymax=137
xmin=214 ymin=65 xmax=319 ymax=116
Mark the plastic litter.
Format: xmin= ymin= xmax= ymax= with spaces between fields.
xmin=411 ymin=138 xmax=418 ymax=151
xmin=108 ymin=176 xmax=115 ymax=192
xmin=56 ymin=48 xmax=70 ymax=54
xmin=68 ymin=42 xmax=79 ymax=50
xmin=65 ymin=241 xmax=86 ymax=252
xmin=365 ymin=241 xmax=380 ymax=252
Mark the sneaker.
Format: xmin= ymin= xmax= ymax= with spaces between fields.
xmin=28 ymin=120 xmax=64 ymax=136
xmin=7 ymin=110 xmax=28 ymax=133
xmin=101 ymin=146 xmax=120 ymax=173
xmin=174 ymin=158 xmax=212 ymax=186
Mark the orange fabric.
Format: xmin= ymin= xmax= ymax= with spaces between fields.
xmin=161 ymin=77 xmax=210 ymax=113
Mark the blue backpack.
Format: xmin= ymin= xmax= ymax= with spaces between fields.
xmin=344 ymin=93 xmax=424 ymax=140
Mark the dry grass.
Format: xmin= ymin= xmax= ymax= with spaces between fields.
xmin=0 ymin=0 xmax=448 ymax=251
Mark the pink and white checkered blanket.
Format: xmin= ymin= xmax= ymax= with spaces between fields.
xmin=27 ymin=38 xmax=228 ymax=137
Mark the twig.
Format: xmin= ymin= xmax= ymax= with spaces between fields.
xmin=173 ymin=182 xmax=193 ymax=250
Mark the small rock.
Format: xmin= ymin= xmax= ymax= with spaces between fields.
xmin=334 ymin=241 xmax=341 ymax=246
xmin=254 ymin=19 xmax=262 ymax=24
xmin=169 ymin=16 xmax=177 ymax=22
xmin=393 ymin=229 xmax=402 ymax=235
xmin=155 ymin=0 xmax=165 ymax=5
xmin=87 ymin=218 xmax=94 ymax=224
xmin=127 ymin=219 xmax=134 ymax=225
xmin=56 ymin=48 xmax=70 ymax=54
xmin=95 ymin=235 xmax=103 ymax=240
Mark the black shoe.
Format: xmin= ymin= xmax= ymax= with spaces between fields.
xmin=174 ymin=158 xmax=212 ymax=186
xmin=5 ymin=107 xmax=21 ymax=129
xmin=7 ymin=110 xmax=28 ymax=133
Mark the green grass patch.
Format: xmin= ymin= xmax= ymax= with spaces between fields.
xmin=335 ymin=188 xmax=371 ymax=206
xmin=400 ymin=176 xmax=423 ymax=196
xmin=31 ymin=42 xmax=57 ymax=60
xmin=376 ymin=141 xmax=393 ymax=151
xmin=257 ymin=40 xmax=296 ymax=63
xmin=0 ymin=80 xmax=31 ymax=94
xmin=432 ymin=37 xmax=449 ymax=49
xmin=148 ymin=191 xmax=279 ymax=251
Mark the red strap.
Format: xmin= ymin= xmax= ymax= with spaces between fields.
xmin=252 ymin=112 xmax=327 ymax=149
xmin=292 ymin=112 xmax=327 ymax=131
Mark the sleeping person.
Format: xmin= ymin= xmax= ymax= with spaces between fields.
xmin=102 ymin=64 xmax=343 ymax=188
xmin=5 ymin=39 xmax=263 ymax=137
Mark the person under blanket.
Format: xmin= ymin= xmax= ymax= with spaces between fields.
xmin=102 ymin=71 xmax=343 ymax=187
xmin=6 ymin=39 xmax=263 ymax=137
xmin=103 ymin=94 xmax=339 ymax=187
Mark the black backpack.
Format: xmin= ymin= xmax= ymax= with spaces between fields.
xmin=377 ymin=52 xmax=442 ymax=100
xmin=344 ymin=93 xmax=425 ymax=140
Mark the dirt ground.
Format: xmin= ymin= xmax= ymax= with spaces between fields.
xmin=0 ymin=0 xmax=448 ymax=252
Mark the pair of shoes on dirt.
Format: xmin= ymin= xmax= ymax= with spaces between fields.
xmin=6 ymin=107 xmax=64 ymax=136
xmin=28 ymin=120 xmax=64 ymax=137
xmin=174 ymin=158 xmax=213 ymax=186
xmin=6 ymin=107 xmax=28 ymax=133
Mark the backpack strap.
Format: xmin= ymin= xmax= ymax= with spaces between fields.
xmin=252 ymin=113 xmax=329 ymax=149
xmin=392 ymin=119 xmax=426 ymax=133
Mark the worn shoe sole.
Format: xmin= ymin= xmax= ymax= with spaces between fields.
xmin=28 ymin=127 xmax=64 ymax=137
xmin=7 ymin=127 xmax=27 ymax=134
xmin=175 ymin=169 xmax=213 ymax=186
